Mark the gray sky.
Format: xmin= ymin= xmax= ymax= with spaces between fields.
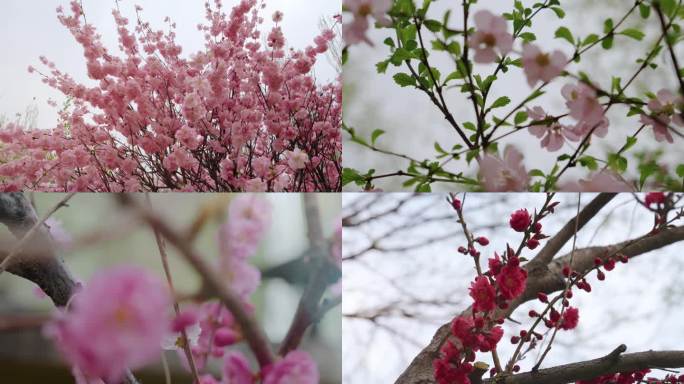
xmin=0 ymin=0 xmax=340 ymax=128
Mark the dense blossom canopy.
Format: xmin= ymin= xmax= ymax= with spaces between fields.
xmin=0 ymin=0 xmax=342 ymax=192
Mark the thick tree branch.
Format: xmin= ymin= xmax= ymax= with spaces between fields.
xmin=0 ymin=193 xmax=76 ymax=307
xmin=394 ymin=225 xmax=684 ymax=384
xmin=482 ymin=345 xmax=684 ymax=384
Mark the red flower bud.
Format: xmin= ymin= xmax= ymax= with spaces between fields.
xmin=597 ymin=269 xmax=605 ymax=281
xmin=537 ymin=292 xmax=548 ymax=303
xmin=509 ymin=209 xmax=532 ymax=232
xmin=527 ymin=238 xmax=540 ymax=249
xmin=510 ymin=336 xmax=520 ymax=344
xmin=532 ymin=222 xmax=542 ymax=233
xmin=476 ymin=236 xmax=490 ymax=246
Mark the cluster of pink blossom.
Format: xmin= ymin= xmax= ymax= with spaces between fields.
xmin=342 ymin=0 xmax=392 ymax=45
xmin=42 ymin=195 xmax=327 ymax=384
xmin=0 ymin=0 xmax=342 ymax=192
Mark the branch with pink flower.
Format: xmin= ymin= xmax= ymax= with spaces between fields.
xmin=0 ymin=193 xmax=341 ymax=384
xmin=0 ymin=0 xmax=342 ymax=192
xmin=342 ymin=0 xmax=684 ymax=192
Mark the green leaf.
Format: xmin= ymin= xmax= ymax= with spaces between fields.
xmin=602 ymin=35 xmax=614 ymax=50
xmin=639 ymin=3 xmax=651 ymax=18
xmin=578 ymin=155 xmax=598 ymax=171
xmin=551 ymin=7 xmax=565 ymax=18
xmin=342 ymin=168 xmax=363 ymax=186
xmin=677 ymin=164 xmax=684 ymax=178
xmin=608 ymin=153 xmax=628 ymax=173
xmin=490 ymin=96 xmax=511 ymax=109
xmin=376 ymin=60 xmax=389 ymax=74
xmin=393 ymin=73 xmax=416 ymax=87
xmin=423 ymin=19 xmax=442 ymax=32
xmin=582 ymin=34 xmax=600 ymax=47
xmin=514 ymin=111 xmax=528 ymax=125
xmin=620 ymin=28 xmax=645 ymax=41
xmin=416 ymin=183 xmax=432 ymax=192
xmin=529 ymin=169 xmax=545 ymax=177
xmin=624 ymin=136 xmax=637 ymax=151
xmin=554 ymin=26 xmax=574 ymax=44
xmin=434 ymin=142 xmax=447 ymax=154
xmin=371 ymin=129 xmax=386 ymax=145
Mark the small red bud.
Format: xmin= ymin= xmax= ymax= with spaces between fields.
xmin=527 ymin=238 xmax=540 ymax=250
xmin=562 ymin=265 xmax=571 ymax=277
xmin=458 ymin=246 xmax=467 ymax=254
xmin=513 ymin=365 xmax=521 ymax=372
xmin=597 ymin=270 xmax=605 ymax=281
xmin=529 ymin=310 xmax=539 ymax=317
xmin=510 ymin=336 xmax=520 ymax=344
xmin=594 ymin=257 xmax=603 ymax=266
xmin=476 ymin=236 xmax=490 ymax=246
xmin=451 ymin=198 xmax=461 ymax=211
xmin=537 ymin=292 xmax=548 ymax=303
xmin=565 ymin=290 xmax=573 ymax=298
xmin=532 ymin=222 xmax=542 ymax=233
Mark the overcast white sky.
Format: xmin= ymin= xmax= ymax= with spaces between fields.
xmin=0 ymin=0 xmax=340 ymax=128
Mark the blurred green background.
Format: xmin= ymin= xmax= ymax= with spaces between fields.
xmin=0 ymin=193 xmax=341 ymax=383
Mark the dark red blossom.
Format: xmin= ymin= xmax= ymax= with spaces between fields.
xmin=470 ymin=276 xmax=496 ymax=313
xmin=495 ymin=264 xmax=527 ymax=300
xmin=559 ymin=307 xmax=579 ymax=330
xmin=645 ymin=192 xmax=666 ymax=207
xmin=509 ymin=209 xmax=532 ymax=232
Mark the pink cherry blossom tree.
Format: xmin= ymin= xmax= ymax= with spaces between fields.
xmin=0 ymin=0 xmax=342 ymax=192
xmin=343 ymin=192 xmax=684 ymax=384
xmin=0 ymin=193 xmax=341 ymax=383
xmin=342 ymin=0 xmax=684 ymax=192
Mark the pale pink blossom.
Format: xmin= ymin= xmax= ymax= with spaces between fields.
xmin=45 ymin=266 xmax=171 ymax=382
xmin=561 ymin=171 xmax=633 ymax=192
xmin=262 ymin=350 xmax=319 ymax=384
xmin=527 ymin=106 xmax=580 ymax=152
xmin=561 ymin=82 xmax=605 ymax=127
xmin=639 ymin=89 xmax=683 ymax=143
xmin=468 ymin=10 xmax=513 ymax=63
xmin=218 ymin=195 xmax=272 ymax=260
xmin=343 ymin=0 xmax=392 ymax=45
xmin=285 ymin=148 xmax=309 ymax=170
xmin=478 ymin=146 xmax=529 ymax=191
xmin=1 ymin=1 xmax=341 ymax=192
xmin=521 ymin=44 xmax=567 ymax=86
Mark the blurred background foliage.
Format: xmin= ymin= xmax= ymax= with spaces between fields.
xmin=0 ymin=193 xmax=341 ymax=383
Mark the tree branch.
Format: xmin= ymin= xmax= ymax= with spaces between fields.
xmin=483 ymin=345 xmax=684 ymax=384
xmin=279 ymin=195 xmax=341 ymax=355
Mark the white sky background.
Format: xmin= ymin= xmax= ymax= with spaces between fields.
xmin=343 ymin=0 xmax=684 ymax=191
xmin=0 ymin=0 xmax=341 ymax=129
xmin=342 ymin=193 xmax=684 ymax=384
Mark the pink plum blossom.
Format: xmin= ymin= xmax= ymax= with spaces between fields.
xmin=44 ymin=266 xmax=171 ymax=382
xmin=285 ymin=148 xmax=310 ymax=170
xmin=0 ymin=1 xmax=341 ymax=192
xmin=561 ymin=171 xmax=633 ymax=192
xmin=468 ymin=10 xmax=513 ymax=64
xmin=222 ymin=351 xmax=254 ymax=384
xmin=561 ymin=82 xmax=606 ymax=128
xmin=218 ymin=195 xmax=272 ymax=260
xmin=262 ymin=350 xmax=320 ymax=384
xmin=478 ymin=146 xmax=529 ymax=191
xmin=639 ymin=89 xmax=683 ymax=143
xmin=343 ymin=0 xmax=392 ymax=45
xmin=521 ymin=44 xmax=567 ymax=87
xmin=527 ymin=106 xmax=580 ymax=152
